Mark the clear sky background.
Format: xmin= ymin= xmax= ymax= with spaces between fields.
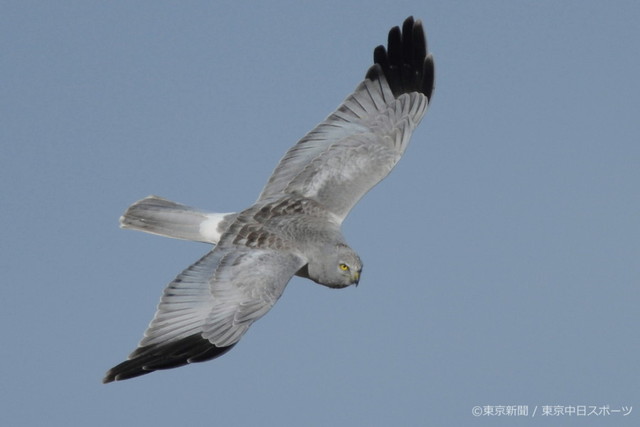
xmin=2 ymin=1 xmax=639 ymax=426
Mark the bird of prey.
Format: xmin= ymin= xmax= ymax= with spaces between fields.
xmin=103 ymin=16 xmax=434 ymax=383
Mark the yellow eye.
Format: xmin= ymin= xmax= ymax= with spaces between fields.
xmin=339 ymin=263 xmax=349 ymax=271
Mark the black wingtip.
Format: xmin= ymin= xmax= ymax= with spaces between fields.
xmin=366 ymin=16 xmax=435 ymax=102
xmin=103 ymin=335 xmax=236 ymax=383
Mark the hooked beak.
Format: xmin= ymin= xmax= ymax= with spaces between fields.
xmin=352 ymin=270 xmax=360 ymax=287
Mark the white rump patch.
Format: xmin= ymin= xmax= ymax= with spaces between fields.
xmin=199 ymin=213 xmax=231 ymax=243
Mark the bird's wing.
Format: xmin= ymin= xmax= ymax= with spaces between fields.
xmin=258 ymin=17 xmax=434 ymax=223
xmin=103 ymin=245 xmax=305 ymax=382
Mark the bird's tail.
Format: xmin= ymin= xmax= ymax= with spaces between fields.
xmin=120 ymin=195 xmax=235 ymax=244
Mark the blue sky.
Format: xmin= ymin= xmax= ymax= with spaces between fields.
xmin=2 ymin=1 xmax=639 ymax=425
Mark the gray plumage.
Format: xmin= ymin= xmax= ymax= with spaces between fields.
xmin=104 ymin=16 xmax=434 ymax=383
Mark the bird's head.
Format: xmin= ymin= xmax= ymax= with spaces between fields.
xmin=307 ymin=243 xmax=362 ymax=289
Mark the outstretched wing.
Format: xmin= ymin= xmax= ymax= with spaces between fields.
xmin=258 ymin=17 xmax=435 ymax=222
xmin=103 ymin=246 xmax=305 ymax=382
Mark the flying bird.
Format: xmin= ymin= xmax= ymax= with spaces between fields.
xmin=104 ymin=16 xmax=434 ymax=383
